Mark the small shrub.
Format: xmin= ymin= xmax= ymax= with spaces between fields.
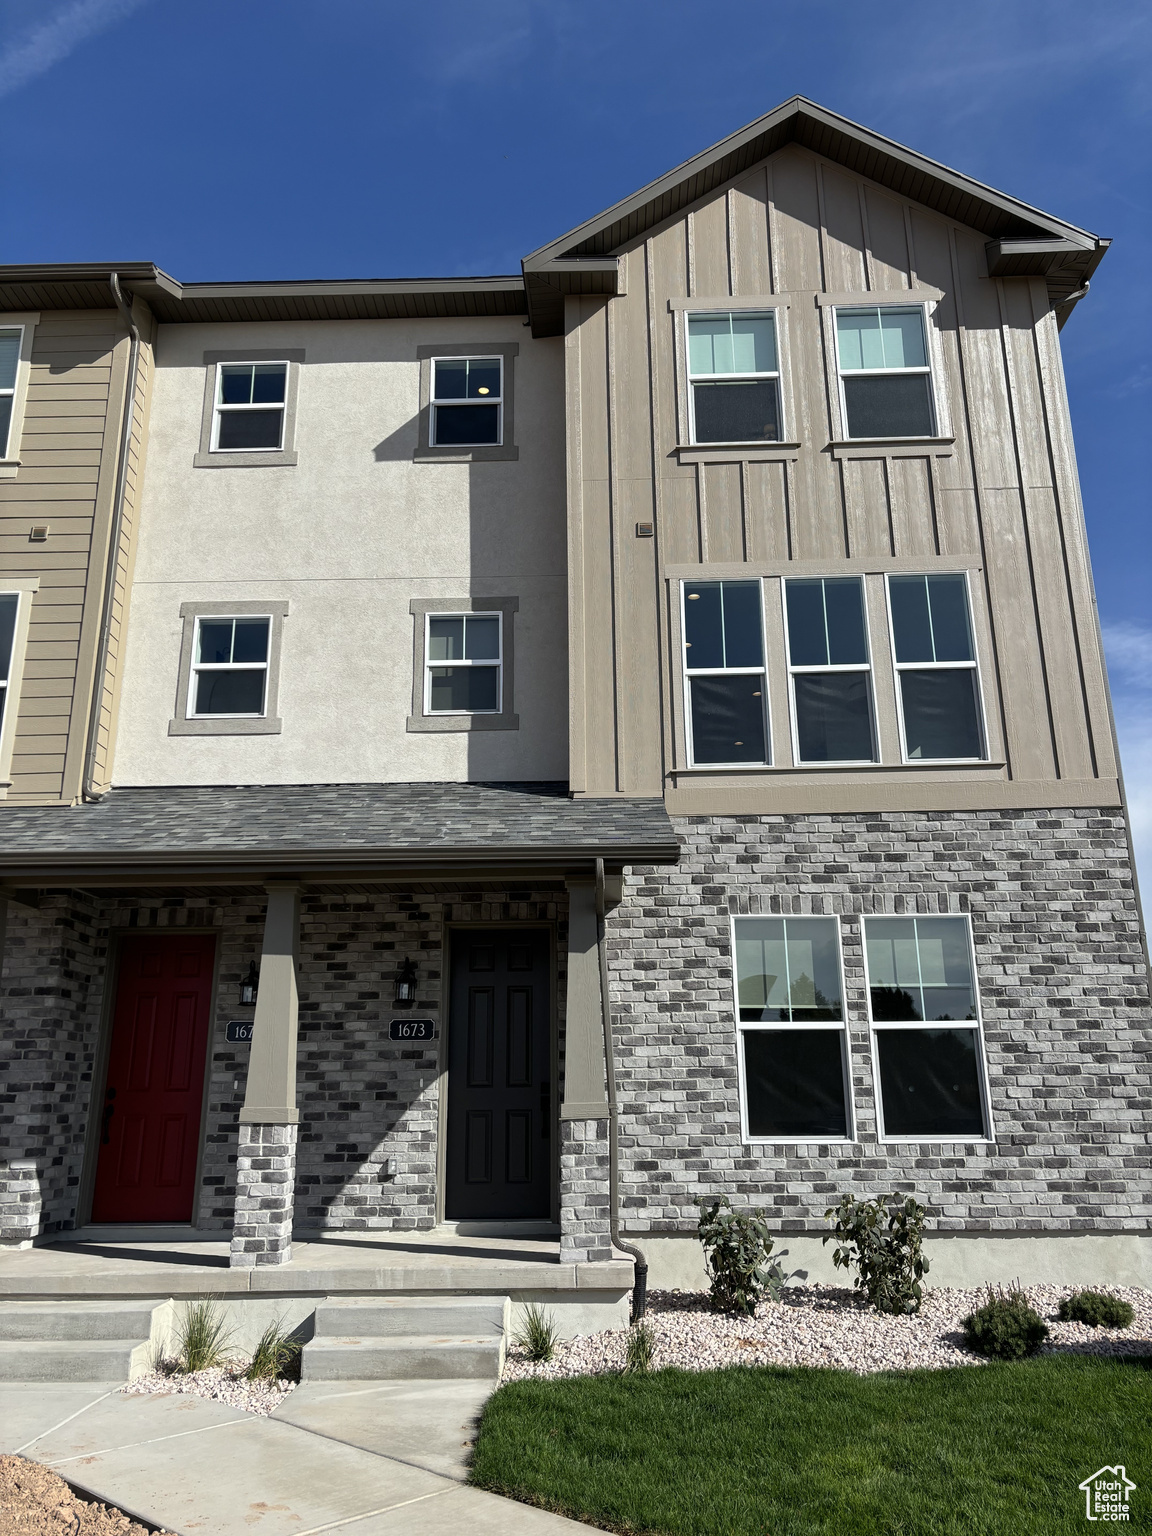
xmin=696 ymin=1195 xmax=784 ymax=1316
xmin=1057 ymin=1291 xmax=1135 ymax=1329
xmin=623 ymin=1321 xmax=655 ymax=1375
xmin=514 ymin=1303 xmax=560 ymax=1363
xmin=823 ymin=1192 xmax=929 ymax=1316
xmin=962 ymin=1286 xmax=1049 ymax=1360
xmin=174 ymin=1299 xmax=233 ymax=1374
xmin=246 ymin=1318 xmax=302 ymax=1382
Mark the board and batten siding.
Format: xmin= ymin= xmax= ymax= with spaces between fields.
xmin=0 ymin=303 xmax=154 ymax=803
xmin=564 ymin=143 xmax=1117 ymax=814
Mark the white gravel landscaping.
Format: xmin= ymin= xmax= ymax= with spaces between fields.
xmin=503 ymin=1285 xmax=1152 ymax=1382
xmin=122 ymin=1365 xmax=297 ymax=1416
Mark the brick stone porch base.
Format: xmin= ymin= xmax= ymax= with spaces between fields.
xmin=230 ymin=1124 xmax=297 ymax=1267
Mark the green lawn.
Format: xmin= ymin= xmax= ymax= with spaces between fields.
xmin=470 ymin=1357 xmax=1151 ymax=1535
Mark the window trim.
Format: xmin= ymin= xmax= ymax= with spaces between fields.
xmin=685 ymin=309 xmax=785 ymax=447
xmin=415 ymin=342 xmax=519 ymax=462
xmin=0 ymin=580 xmax=38 ymax=793
xmin=194 ymin=350 xmax=303 ymax=469
xmin=821 ymin=294 xmax=951 ymax=444
xmin=862 ymin=913 xmax=995 ymax=1145
xmin=885 ymin=571 xmax=989 ymax=765
xmin=423 ymin=610 xmax=503 ymax=716
xmin=0 ymin=314 xmax=39 ymax=478
xmin=783 ymin=575 xmax=878 ymax=766
xmin=407 ymin=596 xmax=519 ymax=732
xmin=681 ymin=578 xmax=770 ymax=769
xmin=169 ymin=600 xmax=289 ymax=736
xmin=731 ymin=913 xmax=856 ymax=1145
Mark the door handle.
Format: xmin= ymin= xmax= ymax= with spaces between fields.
xmin=540 ymin=1079 xmax=550 ymax=1140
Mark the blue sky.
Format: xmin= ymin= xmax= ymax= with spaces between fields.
xmin=2 ymin=0 xmax=1149 ymax=889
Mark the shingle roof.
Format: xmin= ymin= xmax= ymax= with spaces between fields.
xmin=0 ymin=782 xmax=679 ymax=882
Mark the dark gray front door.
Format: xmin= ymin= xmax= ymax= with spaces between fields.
xmin=445 ymin=929 xmax=552 ymax=1221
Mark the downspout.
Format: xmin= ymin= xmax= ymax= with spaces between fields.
xmin=595 ymin=856 xmax=648 ymax=1321
xmin=82 ymin=273 xmax=140 ymax=801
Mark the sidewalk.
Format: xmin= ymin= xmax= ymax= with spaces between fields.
xmin=5 ymin=1380 xmax=586 ymax=1534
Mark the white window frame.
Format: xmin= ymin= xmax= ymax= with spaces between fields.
xmin=0 ymin=582 xmax=37 ymax=792
xmin=862 ymin=913 xmax=994 ymax=1145
xmin=430 ymin=355 xmax=504 ymax=448
xmin=731 ymin=913 xmax=855 ymax=1145
xmin=885 ymin=571 xmax=988 ymax=764
xmin=832 ymin=302 xmax=938 ymax=442
xmin=0 ymin=326 xmax=22 ymax=460
xmin=0 ymin=316 xmax=37 ymax=477
xmin=681 ymin=579 xmax=770 ymax=768
xmin=187 ymin=613 xmax=273 ymax=720
xmin=783 ymin=576 xmax=877 ymax=766
xmin=686 ymin=310 xmax=784 ymax=446
xmin=423 ymin=610 xmax=503 ymax=716
xmin=210 ymin=361 xmax=289 ymax=454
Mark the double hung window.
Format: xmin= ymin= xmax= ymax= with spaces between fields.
xmin=864 ymin=916 xmax=990 ymax=1139
xmin=888 ymin=574 xmax=984 ymax=760
xmin=0 ymin=593 xmax=18 ymax=731
xmin=734 ymin=916 xmax=851 ymax=1139
xmin=683 ymin=581 xmax=768 ymax=765
xmin=431 ymin=357 xmax=502 ymax=446
xmin=213 ymin=363 xmax=288 ymax=452
xmin=189 ymin=615 xmax=271 ymax=717
xmin=0 ymin=329 xmax=21 ymax=459
xmin=835 ymin=306 xmax=935 ymax=439
xmin=687 ymin=312 xmax=781 ymax=444
xmin=785 ymin=577 xmax=875 ymax=763
xmin=426 ymin=613 xmax=502 ymax=714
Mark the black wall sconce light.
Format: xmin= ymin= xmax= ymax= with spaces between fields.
xmin=239 ymin=961 xmax=259 ymax=1007
xmin=394 ymin=957 xmax=418 ymax=1009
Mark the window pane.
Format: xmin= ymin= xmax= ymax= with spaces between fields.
xmin=689 ymin=674 xmax=767 ymax=764
xmin=466 ymin=359 xmax=501 ymax=399
xmin=880 ymin=309 xmax=928 ymax=368
xmin=194 ymin=668 xmax=265 ymax=715
xmin=731 ymin=315 xmax=777 ymax=373
xmin=735 ymin=919 xmax=789 ymax=1017
xmin=692 ymin=380 xmax=780 ymax=442
xmin=0 ymin=331 xmax=19 ymax=391
xmin=735 ymin=916 xmax=842 ymax=1022
xmin=876 ymin=1028 xmax=985 ymax=1137
xmin=721 ymin=582 xmax=763 ymax=668
xmin=688 ymin=315 xmax=730 ymax=376
xmin=794 ymin=673 xmax=873 ymax=761
xmin=432 ymin=403 xmax=500 ymax=445
xmin=889 ymin=576 xmax=934 ymax=662
xmin=836 ymin=309 xmax=883 ymax=371
xmin=823 ymin=578 xmax=868 ymax=664
xmin=785 ymin=579 xmax=829 ymax=666
xmin=219 ymin=365 xmax=254 ymax=404
xmin=433 ymin=360 xmax=468 ymax=399
xmin=683 ymin=583 xmax=724 ymax=670
xmin=743 ymin=1029 xmax=848 ymax=1138
xmin=464 ymin=615 xmax=500 ymax=660
xmin=900 ymin=669 xmax=982 ymax=759
xmin=197 ymin=620 xmax=235 ymax=664
xmin=250 ymin=364 xmax=286 ymax=404
xmin=926 ymin=575 xmax=974 ymax=662
xmin=231 ymin=618 xmax=270 ymax=664
xmin=217 ymin=409 xmax=283 ymax=450
xmin=843 ymin=374 xmax=934 ymax=438
xmin=0 ymin=594 xmax=18 ymax=680
xmin=428 ymin=617 xmax=464 ymax=661
xmin=429 ymin=665 xmax=499 ymax=712
xmin=0 ymin=396 xmax=12 ymax=460
xmin=866 ymin=917 xmax=977 ymax=1022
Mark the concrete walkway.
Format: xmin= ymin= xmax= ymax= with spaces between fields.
xmin=5 ymin=1379 xmax=587 ymax=1534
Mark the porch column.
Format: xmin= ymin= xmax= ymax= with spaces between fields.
xmin=230 ymin=884 xmax=301 ymax=1269
xmin=560 ymin=879 xmax=612 ymax=1263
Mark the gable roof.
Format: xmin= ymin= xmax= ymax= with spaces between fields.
xmin=521 ymin=95 xmax=1109 ymax=335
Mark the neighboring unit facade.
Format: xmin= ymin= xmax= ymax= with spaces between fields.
xmin=1 ymin=97 xmax=1148 ymax=1289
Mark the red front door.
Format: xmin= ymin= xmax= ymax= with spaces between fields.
xmin=91 ymin=934 xmax=216 ymax=1224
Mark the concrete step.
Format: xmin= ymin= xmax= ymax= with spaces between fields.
xmin=0 ymin=1338 xmax=149 ymax=1382
xmin=0 ymin=1301 xmax=157 ymax=1341
xmin=312 ymin=1296 xmax=508 ymax=1340
xmin=301 ymin=1334 xmax=503 ymax=1382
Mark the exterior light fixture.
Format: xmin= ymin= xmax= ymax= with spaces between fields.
xmin=239 ymin=961 xmax=259 ymax=1006
xmin=394 ymin=957 xmax=418 ymax=1009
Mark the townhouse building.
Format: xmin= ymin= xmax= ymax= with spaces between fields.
xmin=1 ymin=97 xmax=1148 ymax=1299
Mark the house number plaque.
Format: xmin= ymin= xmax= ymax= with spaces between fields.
xmin=225 ymin=1021 xmax=255 ymax=1044
xmin=389 ymin=1018 xmax=436 ymax=1041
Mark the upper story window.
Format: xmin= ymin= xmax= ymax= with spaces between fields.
xmin=0 ymin=593 xmax=19 ymax=731
xmin=784 ymin=577 xmax=875 ymax=764
xmin=190 ymin=615 xmax=271 ymax=717
xmin=0 ymin=330 xmax=19 ymax=458
xmin=888 ymin=574 xmax=985 ymax=761
xmin=426 ymin=612 xmax=502 ymax=713
xmin=213 ymin=363 xmax=288 ymax=452
xmin=834 ymin=305 xmax=935 ymax=439
xmin=682 ymin=580 xmax=768 ymax=765
xmin=687 ymin=312 xmax=781 ymax=444
xmin=431 ymin=357 xmax=503 ymax=447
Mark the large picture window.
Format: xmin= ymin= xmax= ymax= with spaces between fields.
xmin=835 ymin=305 xmax=936 ymax=439
xmin=888 ymin=574 xmax=985 ymax=761
xmin=864 ymin=915 xmax=991 ymax=1140
xmin=785 ymin=577 xmax=875 ymax=763
xmin=734 ymin=915 xmax=851 ymax=1140
xmin=687 ymin=312 xmax=781 ymax=444
xmin=682 ymin=580 xmax=768 ymax=765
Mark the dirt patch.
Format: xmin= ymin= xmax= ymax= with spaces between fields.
xmin=0 ymin=1456 xmax=169 ymax=1536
